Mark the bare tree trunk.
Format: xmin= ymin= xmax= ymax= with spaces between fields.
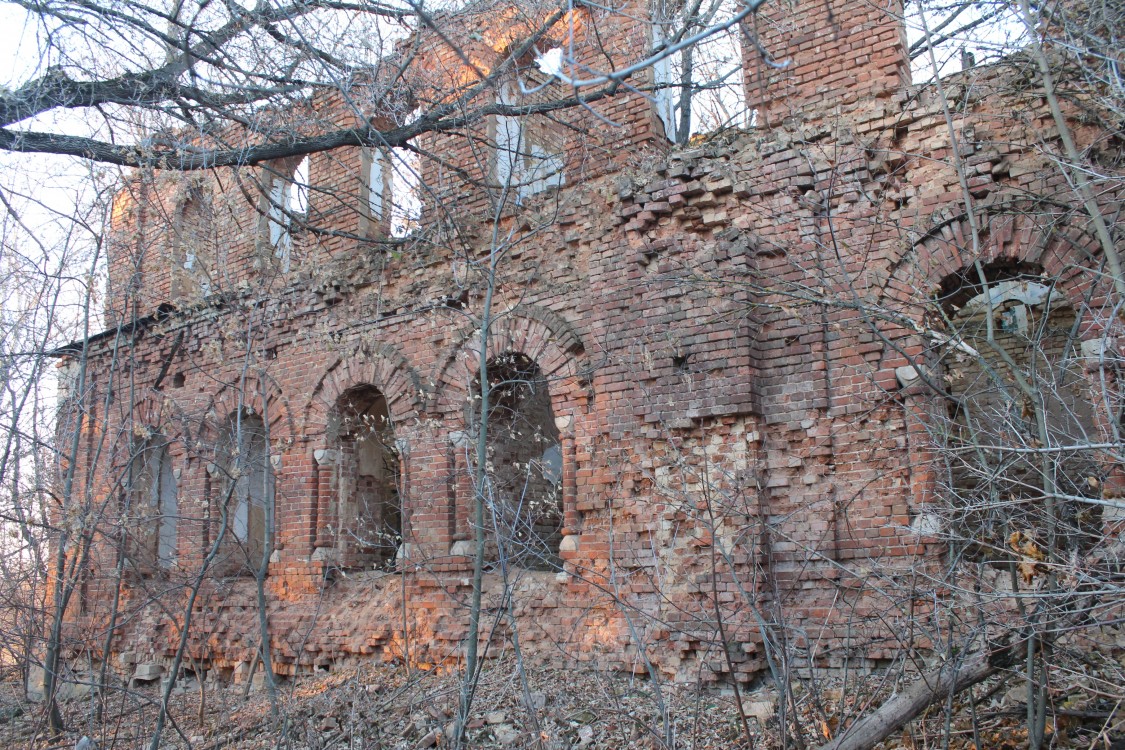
xmin=455 ymin=213 xmax=502 ymax=746
xmin=676 ymin=45 xmax=694 ymax=145
xmin=816 ymin=647 xmax=1009 ymax=750
xmin=42 ymin=247 xmax=105 ymax=733
xmin=93 ymin=505 xmax=128 ymax=725
xmin=147 ymin=482 xmax=234 ymax=750
xmin=255 ymin=375 xmax=279 ymax=720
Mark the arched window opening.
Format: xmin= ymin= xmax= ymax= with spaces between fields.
xmin=471 ymin=352 xmax=563 ymax=570
xmin=128 ymin=435 xmax=178 ymax=573
xmin=332 ymin=386 xmax=401 ymax=569
xmin=936 ymin=263 xmax=1101 ymax=568
xmin=219 ymin=411 xmax=273 ymax=573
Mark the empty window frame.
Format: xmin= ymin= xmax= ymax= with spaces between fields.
xmin=471 ymin=352 xmax=563 ymax=570
xmin=361 ymin=148 xmax=391 ymax=236
xmin=363 ymin=145 xmax=422 ymax=238
xmin=220 ymin=411 xmax=273 ymax=572
xmin=905 ymin=1 xmax=1024 ymax=82
xmin=389 ymin=147 xmax=422 ymax=238
xmin=651 ymin=0 xmax=750 ymax=143
xmin=129 ymin=436 xmax=178 ymax=572
xmin=266 ymin=156 xmax=309 ymax=271
xmin=494 ymin=82 xmax=564 ymax=203
xmin=333 ymin=385 xmax=401 ymax=569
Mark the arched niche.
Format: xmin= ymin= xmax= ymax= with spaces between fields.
xmin=110 ymin=393 xmax=183 ymax=577
xmin=171 ymin=184 xmax=214 ymax=302
xmin=302 ymin=343 xmax=421 ymax=560
xmin=433 ymin=307 xmax=587 ymax=565
xmin=879 ymin=206 xmax=1115 ymax=553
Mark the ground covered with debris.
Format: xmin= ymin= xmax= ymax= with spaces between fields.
xmin=2 ymin=658 xmax=773 ymax=750
xmin=3 ymin=650 xmax=1124 ymax=749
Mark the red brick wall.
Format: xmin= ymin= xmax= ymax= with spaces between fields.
xmin=744 ymin=0 xmax=908 ymax=126
xmin=66 ymin=2 xmax=1124 ymax=685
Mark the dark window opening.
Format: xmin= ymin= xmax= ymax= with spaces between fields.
xmin=936 ymin=264 xmax=1101 ymax=567
xmin=332 ymin=386 xmax=401 ymax=570
xmin=471 ymin=352 xmax=563 ymax=570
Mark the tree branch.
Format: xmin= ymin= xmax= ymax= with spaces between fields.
xmin=816 ymin=642 xmax=1019 ymax=750
xmin=0 ymin=82 xmax=620 ymax=167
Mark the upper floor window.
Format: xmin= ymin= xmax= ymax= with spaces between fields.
xmin=651 ymin=0 xmax=750 ymax=143
xmin=360 ymin=146 xmax=423 ymax=238
xmin=361 ymin=147 xmax=390 ymax=238
xmin=291 ymin=156 xmax=309 ymax=215
xmin=266 ymin=156 xmax=309 ymax=272
xmin=172 ymin=186 xmax=212 ymax=301
xmin=494 ymin=82 xmax=564 ymax=203
xmin=368 ymin=148 xmax=386 ymax=222
xmin=651 ymin=15 xmax=679 ymax=142
xmin=389 ymin=147 xmax=421 ymax=237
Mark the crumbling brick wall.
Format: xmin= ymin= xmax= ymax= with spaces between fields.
xmin=61 ymin=0 xmax=1124 ymax=688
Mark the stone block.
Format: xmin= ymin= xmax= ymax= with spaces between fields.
xmin=133 ymin=663 xmax=162 ymax=682
xmin=25 ymin=665 xmax=45 ymax=701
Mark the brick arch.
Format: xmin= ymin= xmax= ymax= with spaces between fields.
xmin=887 ymin=199 xmax=1102 ymax=319
xmin=873 ymin=199 xmax=1107 ymax=375
xmin=202 ymin=372 xmax=294 ymax=444
xmin=113 ymin=392 xmax=187 ymax=471
xmin=429 ymin=304 xmax=587 ymax=415
xmin=302 ymin=341 xmax=423 ymax=433
xmin=125 ymin=391 xmax=178 ymax=433
xmin=871 ymin=201 xmax=1113 ymax=532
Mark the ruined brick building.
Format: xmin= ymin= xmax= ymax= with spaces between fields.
xmin=55 ymin=0 xmax=1124 ymax=689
